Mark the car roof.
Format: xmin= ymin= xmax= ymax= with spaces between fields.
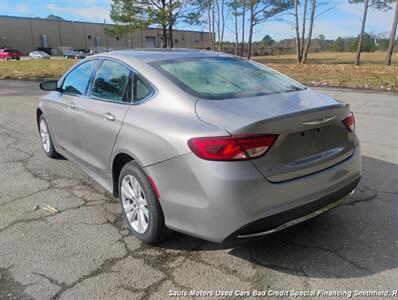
xmin=98 ymin=49 xmax=234 ymax=63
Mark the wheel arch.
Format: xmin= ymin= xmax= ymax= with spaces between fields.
xmin=111 ymin=151 xmax=161 ymax=202
xmin=36 ymin=108 xmax=43 ymax=130
xmin=111 ymin=152 xmax=136 ymax=197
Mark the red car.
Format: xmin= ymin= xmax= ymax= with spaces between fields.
xmin=0 ymin=48 xmax=22 ymax=60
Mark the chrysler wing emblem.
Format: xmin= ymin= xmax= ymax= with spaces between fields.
xmin=301 ymin=116 xmax=336 ymax=125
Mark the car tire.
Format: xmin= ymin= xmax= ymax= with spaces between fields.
xmin=119 ymin=161 xmax=169 ymax=244
xmin=38 ymin=115 xmax=61 ymax=159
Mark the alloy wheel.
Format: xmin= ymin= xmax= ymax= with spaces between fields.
xmin=121 ymin=175 xmax=149 ymax=234
xmin=39 ymin=119 xmax=50 ymax=153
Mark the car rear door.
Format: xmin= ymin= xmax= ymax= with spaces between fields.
xmin=73 ymin=59 xmax=132 ymax=178
xmin=45 ymin=59 xmax=100 ymax=156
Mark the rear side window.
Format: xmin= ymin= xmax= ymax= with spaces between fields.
xmin=133 ymin=75 xmax=151 ymax=102
xmin=91 ymin=60 xmax=131 ymax=102
xmin=61 ymin=60 xmax=99 ymax=96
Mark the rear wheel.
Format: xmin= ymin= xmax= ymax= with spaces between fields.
xmin=119 ymin=161 xmax=169 ymax=244
xmin=39 ymin=115 xmax=61 ymax=158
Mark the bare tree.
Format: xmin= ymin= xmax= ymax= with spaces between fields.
xmin=385 ymin=1 xmax=398 ymax=66
xmin=169 ymin=0 xmax=174 ymax=48
xmin=216 ymin=0 xmax=221 ymax=50
xmin=300 ymin=0 xmax=308 ymax=57
xmin=220 ymin=0 xmax=226 ymax=51
xmin=293 ymin=0 xmax=301 ymax=62
xmin=350 ymin=0 xmax=395 ymax=65
xmin=247 ymin=0 xmax=293 ymax=59
xmin=204 ymin=0 xmax=216 ymax=49
xmin=355 ymin=0 xmax=369 ymax=65
xmin=301 ymin=0 xmax=316 ymax=63
xmin=206 ymin=0 xmax=214 ymax=49
xmin=240 ymin=0 xmax=247 ymax=56
xmin=229 ymin=0 xmax=241 ymax=54
xmin=168 ymin=0 xmax=191 ymax=48
xmin=212 ymin=0 xmax=216 ymax=49
xmin=234 ymin=13 xmax=239 ymax=54
xmin=215 ymin=0 xmax=226 ymax=51
xmin=159 ymin=0 xmax=204 ymax=49
xmin=290 ymin=0 xmax=330 ymax=63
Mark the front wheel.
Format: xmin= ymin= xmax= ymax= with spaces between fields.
xmin=119 ymin=161 xmax=169 ymax=244
xmin=39 ymin=115 xmax=61 ymax=158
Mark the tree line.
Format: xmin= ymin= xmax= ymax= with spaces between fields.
xmin=108 ymin=0 xmax=398 ymax=65
xmin=218 ymin=32 xmax=396 ymax=55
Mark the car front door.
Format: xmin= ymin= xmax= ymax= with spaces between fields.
xmin=73 ymin=59 xmax=132 ymax=179
xmin=45 ymin=60 xmax=100 ymax=156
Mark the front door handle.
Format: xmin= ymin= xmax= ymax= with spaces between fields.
xmin=69 ymin=102 xmax=76 ymax=109
xmin=102 ymin=112 xmax=115 ymax=121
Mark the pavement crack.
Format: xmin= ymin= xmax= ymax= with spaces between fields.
xmin=0 ymin=216 xmax=48 ymax=234
xmin=32 ymin=272 xmax=63 ymax=288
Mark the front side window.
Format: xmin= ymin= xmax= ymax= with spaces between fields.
xmin=61 ymin=60 xmax=99 ymax=96
xmin=152 ymin=57 xmax=305 ymax=100
xmin=91 ymin=60 xmax=131 ymax=102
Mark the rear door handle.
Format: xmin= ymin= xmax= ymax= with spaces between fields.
xmin=102 ymin=112 xmax=115 ymax=121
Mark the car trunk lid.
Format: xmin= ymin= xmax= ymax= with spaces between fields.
xmin=195 ymin=89 xmax=355 ymax=182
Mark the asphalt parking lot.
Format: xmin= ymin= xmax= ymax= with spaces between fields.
xmin=0 ymin=79 xmax=397 ymax=300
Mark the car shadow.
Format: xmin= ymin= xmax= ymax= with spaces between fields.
xmin=155 ymin=156 xmax=398 ymax=278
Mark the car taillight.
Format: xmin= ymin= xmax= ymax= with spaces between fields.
xmin=343 ymin=112 xmax=355 ymax=132
xmin=188 ymin=134 xmax=277 ymax=161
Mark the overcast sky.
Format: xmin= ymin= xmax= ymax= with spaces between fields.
xmin=0 ymin=0 xmax=396 ymax=41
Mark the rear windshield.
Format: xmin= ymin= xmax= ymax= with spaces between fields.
xmin=151 ymin=57 xmax=305 ymax=100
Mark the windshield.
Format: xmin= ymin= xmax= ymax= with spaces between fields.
xmin=152 ymin=57 xmax=305 ymax=100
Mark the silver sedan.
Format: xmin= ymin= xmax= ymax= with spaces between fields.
xmin=37 ymin=49 xmax=361 ymax=244
xmin=29 ymin=51 xmax=50 ymax=59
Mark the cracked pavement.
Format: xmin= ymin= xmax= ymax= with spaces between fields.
xmin=0 ymin=80 xmax=397 ymax=299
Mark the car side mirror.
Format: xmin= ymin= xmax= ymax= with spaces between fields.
xmin=39 ymin=80 xmax=58 ymax=91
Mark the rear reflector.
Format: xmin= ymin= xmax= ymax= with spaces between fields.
xmin=188 ymin=134 xmax=277 ymax=161
xmin=343 ymin=112 xmax=355 ymax=132
xmin=148 ymin=176 xmax=160 ymax=199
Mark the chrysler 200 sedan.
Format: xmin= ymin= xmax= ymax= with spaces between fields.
xmin=37 ymin=49 xmax=361 ymax=244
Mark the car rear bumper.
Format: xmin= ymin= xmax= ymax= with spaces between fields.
xmin=145 ymin=144 xmax=361 ymax=243
xmin=227 ymin=176 xmax=360 ymax=240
